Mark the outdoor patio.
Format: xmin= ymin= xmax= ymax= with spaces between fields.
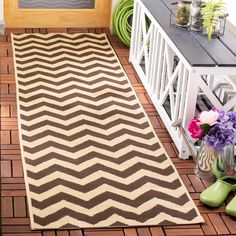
xmin=1 ymin=27 xmax=236 ymax=236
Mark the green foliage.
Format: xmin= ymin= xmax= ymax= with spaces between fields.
xmin=201 ymin=0 xmax=226 ymax=41
xmin=200 ymin=123 xmax=211 ymax=136
xmin=176 ymin=6 xmax=191 ymax=26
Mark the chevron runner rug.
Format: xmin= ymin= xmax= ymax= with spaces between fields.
xmin=12 ymin=33 xmax=204 ymax=229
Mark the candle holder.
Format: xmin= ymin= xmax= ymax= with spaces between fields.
xmin=170 ymin=0 xmax=228 ymax=39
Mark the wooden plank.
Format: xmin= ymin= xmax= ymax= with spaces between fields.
xmin=1 ymin=105 xmax=10 ymax=117
xmin=164 ymin=228 xmax=204 ymax=236
xmin=84 ymin=231 xmax=124 ymax=236
xmin=2 ymin=226 xmax=40 ymax=233
xmin=14 ymin=197 xmax=27 ymax=217
xmin=2 ymin=233 xmax=41 ymax=236
xmin=220 ymin=28 xmax=236 ymax=57
xmin=12 ymin=160 xmax=24 ymax=177
xmin=56 ymin=231 xmax=70 ymax=236
xmin=141 ymin=0 xmax=216 ymax=67
xmin=1 ymin=197 xmax=14 ymax=217
xmin=208 ymin=214 xmax=230 ymax=235
xmin=201 ymin=214 xmax=217 ymax=235
xmin=123 ymin=228 xmax=138 ymax=236
xmin=69 ymin=230 xmax=83 ymax=236
xmin=1 ymin=161 xmax=12 ymax=177
xmin=190 ymin=31 xmax=236 ymax=66
xmin=2 ymin=218 xmax=30 ymax=225
xmin=222 ymin=213 xmax=236 ymax=234
xmin=42 ymin=231 xmax=56 ymax=236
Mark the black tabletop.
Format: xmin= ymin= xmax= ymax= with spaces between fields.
xmin=141 ymin=0 xmax=236 ymax=67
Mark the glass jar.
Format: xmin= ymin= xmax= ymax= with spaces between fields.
xmin=212 ymin=145 xmax=235 ymax=178
xmin=176 ymin=0 xmax=192 ymax=27
xmin=191 ymin=0 xmax=203 ymax=31
xmin=194 ymin=141 xmax=235 ymax=182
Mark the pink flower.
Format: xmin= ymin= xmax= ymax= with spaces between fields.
xmin=199 ymin=110 xmax=219 ymax=126
xmin=188 ymin=119 xmax=203 ymax=139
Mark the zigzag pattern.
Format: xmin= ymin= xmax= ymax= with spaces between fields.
xmin=19 ymin=0 xmax=95 ymax=9
xmin=12 ymin=33 xmax=203 ymax=229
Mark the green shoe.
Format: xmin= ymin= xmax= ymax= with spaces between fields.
xmin=200 ymin=176 xmax=236 ymax=207
xmin=211 ymin=157 xmax=226 ymax=179
xmin=226 ymin=195 xmax=236 ymax=217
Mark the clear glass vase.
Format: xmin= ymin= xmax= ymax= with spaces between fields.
xmin=194 ymin=141 xmax=235 ymax=182
xmin=190 ymin=0 xmax=203 ymax=32
xmin=176 ymin=0 xmax=191 ymax=27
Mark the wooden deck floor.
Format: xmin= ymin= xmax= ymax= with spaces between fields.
xmin=1 ymin=28 xmax=236 ymax=236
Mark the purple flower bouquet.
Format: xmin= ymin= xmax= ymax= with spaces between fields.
xmin=188 ymin=109 xmax=236 ymax=180
xmin=188 ymin=109 xmax=236 ymax=152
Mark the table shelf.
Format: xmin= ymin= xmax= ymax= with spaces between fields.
xmin=130 ymin=0 xmax=236 ymax=158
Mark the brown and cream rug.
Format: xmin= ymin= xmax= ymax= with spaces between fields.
xmin=12 ymin=33 xmax=204 ymax=229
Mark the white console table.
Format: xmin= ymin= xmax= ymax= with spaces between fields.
xmin=130 ymin=0 xmax=236 ymax=158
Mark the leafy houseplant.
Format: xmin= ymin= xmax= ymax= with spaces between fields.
xmin=201 ymin=0 xmax=226 ymax=41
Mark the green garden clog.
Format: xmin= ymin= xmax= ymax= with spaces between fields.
xmin=211 ymin=157 xmax=226 ymax=179
xmin=200 ymin=176 xmax=236 ymax=207
xmin=226 ymin=195 xmax=236 ymax=217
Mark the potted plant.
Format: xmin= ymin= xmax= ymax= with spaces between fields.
xmin=188 ymin=109 xmax=236 ymax=180
xmin=201 ymin=0 xmax=226 ymax=41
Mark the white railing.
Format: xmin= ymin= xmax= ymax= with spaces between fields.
xmin=130 ymin=0 xmax=236 ymax=158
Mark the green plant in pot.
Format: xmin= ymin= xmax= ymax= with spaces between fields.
xmin=201 ymin=0 xmax=226 ymax=41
